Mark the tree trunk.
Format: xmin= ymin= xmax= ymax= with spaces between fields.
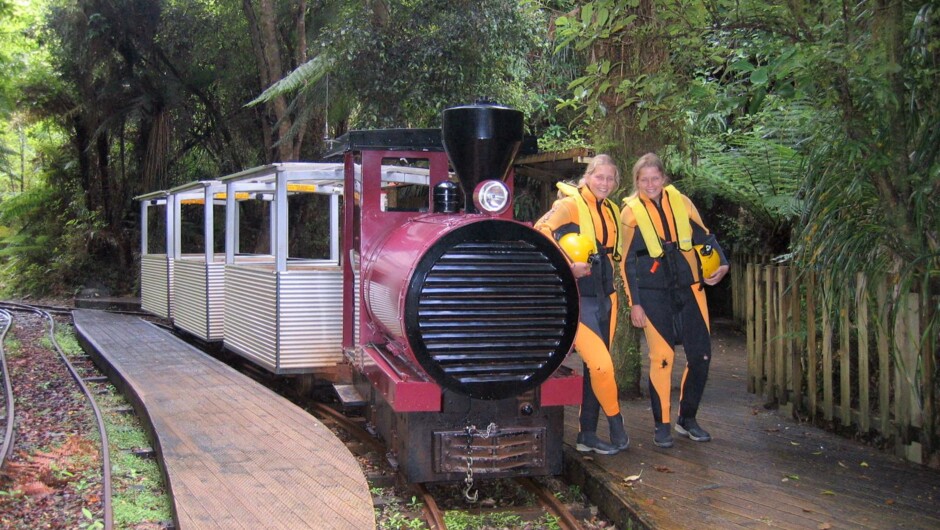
xmin=592 ymin=0 xmax=672 ymax=161
xmin=242 ymin=0 xmax=303 ymax=162
xmin=591 ymin=0 xmax=668 ymax=392
xmin=290 ymin=0 xmax=307 ymax=158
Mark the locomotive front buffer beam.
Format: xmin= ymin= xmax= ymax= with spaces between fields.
xmin=347 ymin=343 xmax=582 ymax=413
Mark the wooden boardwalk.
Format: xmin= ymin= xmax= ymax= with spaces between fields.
xmin=73 ymin=310 xmax=375 ymax=530
xmin=564 ymin=320 xmax=940 ymax=529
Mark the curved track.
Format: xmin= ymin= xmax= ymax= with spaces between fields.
xmin=0 ymin=309 xmax=15 ymax=467
xmin=0 ymin=302 xmax=113 ymax=530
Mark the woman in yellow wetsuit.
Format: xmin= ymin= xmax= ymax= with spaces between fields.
xmin=621 ymin=153 xmax=729 ymax=448
xmin=535 ymin=154 xmax=629 ymax=455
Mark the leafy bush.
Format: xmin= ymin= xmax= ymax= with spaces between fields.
xmin=0 ymin=179 xmax=132 ymax=297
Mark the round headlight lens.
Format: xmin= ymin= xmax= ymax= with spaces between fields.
xmin=473 ymin=180 xmax=511 ymax=215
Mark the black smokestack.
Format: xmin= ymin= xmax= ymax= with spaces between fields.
xmin=441 ymin=101 xmax=523 ymax=213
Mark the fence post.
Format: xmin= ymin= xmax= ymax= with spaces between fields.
xmin=755 ymin=264 xmax=765 ymax=396
xmin=790 ymin=266 xmax=803 ymax=411
xmin=921 ymin=292 xmax=936 ymax=459
xmin=746 ymin=262 xmax=756 ymax=394
xmin=895 ymin=292 xmax=922 ymax=462
xmin=856 ymin=273 xmax=870 ymax=433
xmin=776 ymin=266 xmax=787 ymax=405
xmin=877 ymin=279 xmax=891 ymax=437
xmin=822 ymin=276 xmax=834 ymax=422
xmin=807 ymin=270 xmax=818 ymax=419
xmin=840 ymin=285 xmax=851 ymax=426
xmin=765 ymin=265 xmax=776 ymax=401
xmin=732 ymin=255 xmax=743 ymax=324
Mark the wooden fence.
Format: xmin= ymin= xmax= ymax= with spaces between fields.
xmin=731 ymin=258 xmax=937 ymax=464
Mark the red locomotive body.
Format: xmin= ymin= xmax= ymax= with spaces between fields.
xmin=339 ymin=103 xmax=581 ymax=482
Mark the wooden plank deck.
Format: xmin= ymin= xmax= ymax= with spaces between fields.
xmin=73 ymin=310 xmax=375 ymax=530
xmin=564 ymin=320 xmax=940 ymax=529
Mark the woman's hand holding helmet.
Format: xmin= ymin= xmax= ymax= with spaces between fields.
xmin=570 ymin=261 xmax=592 ymax=278
xmin=703 ymin=264 xmax=729 ymax=286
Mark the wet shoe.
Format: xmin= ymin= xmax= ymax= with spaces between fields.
xmin=654 ymin=422 xmax=674 ymax=448
xmin=675 ymin=417 xmax=711 ymax=442
xmin=607 ymin=414 xmax=630 ymax=451
xmin=576 ymin=432 xmax=619 ymax=455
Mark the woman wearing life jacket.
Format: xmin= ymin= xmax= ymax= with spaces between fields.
xmin=535 ymin=154 xmax=629 ymax=455
xmin=620 ymin=153 xmax=729 ymax=448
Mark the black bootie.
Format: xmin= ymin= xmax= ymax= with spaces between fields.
xmin=607 ymin=413 xmax=629 ymax=451
xmin=576 ymin=366 xmax=619 ymax=455
xmin=654 ymin=422 xmax=674 ymax=448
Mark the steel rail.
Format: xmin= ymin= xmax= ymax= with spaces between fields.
xmin=516 ymin=477 xmax=583 ymax=530
xmin=0 ymin=309 xmax=15 ymax=467
xmin=0 ymin=302 xmax=113 ymax=530
xmin=309 ymin=402 xmax=449 ymax=528
xmin=0 ymin=302 xmax=152 ymax=319
xmin=413 ymin=482 xmax=447 ymax=530
xmin=308 ymin=402 xmax=386 ymax=454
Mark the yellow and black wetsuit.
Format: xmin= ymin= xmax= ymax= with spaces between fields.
xmin=535 ymin=186 xmax=623 ymax=421
xmin=620 ymin=186 xmax=727 ymax=426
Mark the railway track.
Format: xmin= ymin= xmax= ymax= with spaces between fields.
xmin=0 ymin=309 xmax=15 ymax=467
xmin=309 ymin=402 xmax=586 ymax=529
xmin=8 ymin=303 xmax=597 ymax=528
xmin=0 ymin=302 xmax=113 ymax=530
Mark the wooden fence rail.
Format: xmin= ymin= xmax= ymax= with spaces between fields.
xmin=733 ymin=259 xmax=937 ymax=464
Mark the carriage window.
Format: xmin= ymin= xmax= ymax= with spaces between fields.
xmin=234 ymin=199 xmax=270 ymax=255
xmin=146 ymin=205 xmax=167 ymax=254
xmin=381 ymin=157 xmax=430 ymax=212
xmin=178 ymin=203 xmax=225 ymax=255
xmin=288 ymin=192 xmax=332 ymax=259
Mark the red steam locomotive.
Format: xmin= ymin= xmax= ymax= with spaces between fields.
xmin=138 ymin=102 xmax=582 ymax=484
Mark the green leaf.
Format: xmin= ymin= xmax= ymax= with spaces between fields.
xmin=731 ymin=59 xmax=755 ymax=73
xmin=581 ymin=5 xmax=594 ymax=25
xmin=750 ymin=67 xmax=769 ymax=86
xmin=610 ymin=14 xmax=637 ymax=33
xmin=596 ymin=8 xmax=609 ymax=28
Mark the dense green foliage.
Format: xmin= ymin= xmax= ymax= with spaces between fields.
xmin=254 ymin=1 xmax=581 ymax=134
xmin=0 ymin=3 xmax=935 ymax=415
xmin=0 ymin=0 xmax=566 ymax=295
xmin=551 ymin=0 xmax=937 ymax=266
xmin=551 ymin=0 xmax=938 ymax=409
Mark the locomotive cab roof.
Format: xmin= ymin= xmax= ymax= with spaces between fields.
xmin=323 ymin=129 xmax=444 ymax=159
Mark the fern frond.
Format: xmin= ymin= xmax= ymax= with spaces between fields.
xmin=248 ymin=55 xmax=335 ymax=107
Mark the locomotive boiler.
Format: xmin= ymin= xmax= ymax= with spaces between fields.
xmin=346 ymin=102 xmax=582 ymax=483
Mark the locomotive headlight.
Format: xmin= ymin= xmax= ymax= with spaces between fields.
xmin=473 ymin=180 xmax=511 ymax=215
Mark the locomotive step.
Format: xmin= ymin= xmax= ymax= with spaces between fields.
xmin=334 ymin=384 xmax=367 ymax=408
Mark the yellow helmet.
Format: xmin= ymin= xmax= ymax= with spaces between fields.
xmin=559 ymin=233 xmax=595 ymax=263
xmin=695 ymin=244 xmax=721 ymax=278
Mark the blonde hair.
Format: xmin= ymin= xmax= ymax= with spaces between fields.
xmin=629 ymin=152 xmax=669 ymax=195
xmin=578 ymin=154 xmax=621 ymax=187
